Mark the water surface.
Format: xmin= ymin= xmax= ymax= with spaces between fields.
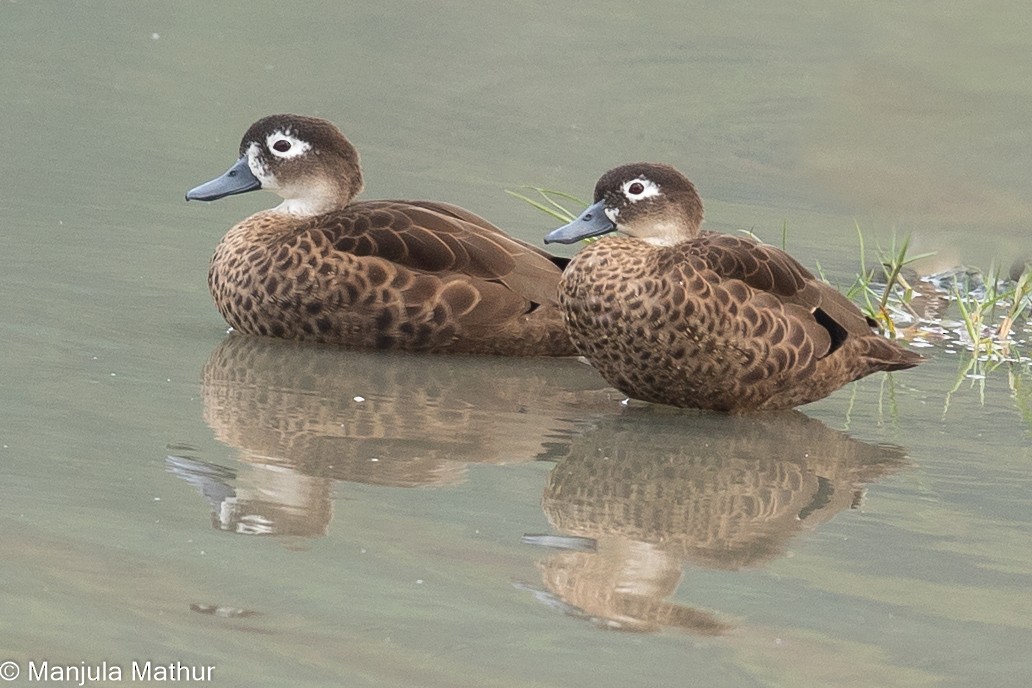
xmin=1 ymin=2 xmax=1030 ymax=687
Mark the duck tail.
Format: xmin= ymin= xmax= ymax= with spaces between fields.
xmin=868 ymin=338 xmax=926 ymax=372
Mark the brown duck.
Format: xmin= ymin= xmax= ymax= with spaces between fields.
xmin=186 ymin=114 xmax=575 ymax=356
xmin=544 ymin=163 xmax=923 ymax=412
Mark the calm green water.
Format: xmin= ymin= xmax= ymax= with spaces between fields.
xmin=1 ymin=2 xmax=1030 ymax=687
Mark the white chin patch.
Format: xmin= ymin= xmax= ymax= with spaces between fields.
xmin=604 ymin=207 xmax=620 ymax=224
xmin=265 ymin=130 xmax=311 ymax=160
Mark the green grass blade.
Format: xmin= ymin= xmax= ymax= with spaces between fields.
xmin=505 ymin=189 xmax=575 ymax=223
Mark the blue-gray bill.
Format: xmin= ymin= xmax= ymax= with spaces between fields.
xmin=544 ymin=200 xmax=615 ymax=244
xmin=185 ymin=157 xmax=261 ymax=202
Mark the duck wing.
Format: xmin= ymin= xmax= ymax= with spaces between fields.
xmin=307 ymin=200 xmax=565 ymax=309
xmin=684 ymin=232 xmax=875 ymax=353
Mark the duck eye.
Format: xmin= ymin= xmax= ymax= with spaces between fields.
xmin=622 ymin=178 xmax=658 ymax=201
xmin=265 ymin=131 xmax=312 ymax=159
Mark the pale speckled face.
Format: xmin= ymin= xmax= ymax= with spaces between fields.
xmin=244 ymin=142 xmax=274 ymax=187
xmin=594 ymin=163 xmax=705 ymax=244
xmin=604 ymin=178 xmax=661 ymax=223
xmin=237 ymin=114 xmax=364 ymax=216
xmin=187 ymin=114 xmax=363 ymax=212
xmin=244 ymin=130 xmax=315 ymax=191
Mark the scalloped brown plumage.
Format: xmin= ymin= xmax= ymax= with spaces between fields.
xmin=544 ymin=162 xmax=924 ymax=412
xmin=188 ymin=114 xmax=576 ymax=356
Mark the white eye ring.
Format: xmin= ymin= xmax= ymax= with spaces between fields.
xmin=265 ymin=131 xmax=310 ymax=159
xmin=621 ymin=177 xmax=660 ymax=202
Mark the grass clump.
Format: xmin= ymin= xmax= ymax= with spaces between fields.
xmin=848 ymin=228 xmax=1031 ymax=364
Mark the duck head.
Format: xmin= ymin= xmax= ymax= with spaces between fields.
xmin=545 ymin=163 xmax=704 ymax=247
xmin=186 ymin=114 xmax=364 ymax=216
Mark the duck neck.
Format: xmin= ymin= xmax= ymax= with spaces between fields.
xmin=272 ymin=177 xmax=353 ymax=217
xmin=637 ymin=223 xmax=689 ymax=247
xmin=273 ymin=196 xmax=340 ymax=216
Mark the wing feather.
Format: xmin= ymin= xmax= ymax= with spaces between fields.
xmin=670 ymin=232 xmax=875 ymax=369
xmin=282 ymin=199 xmax=566 ymax=337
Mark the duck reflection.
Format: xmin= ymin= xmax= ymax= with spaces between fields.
xmin=522 ymin=409 xmax=910 ymax=634
xmin=169 ymin=335 xmax=609 ymax=536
